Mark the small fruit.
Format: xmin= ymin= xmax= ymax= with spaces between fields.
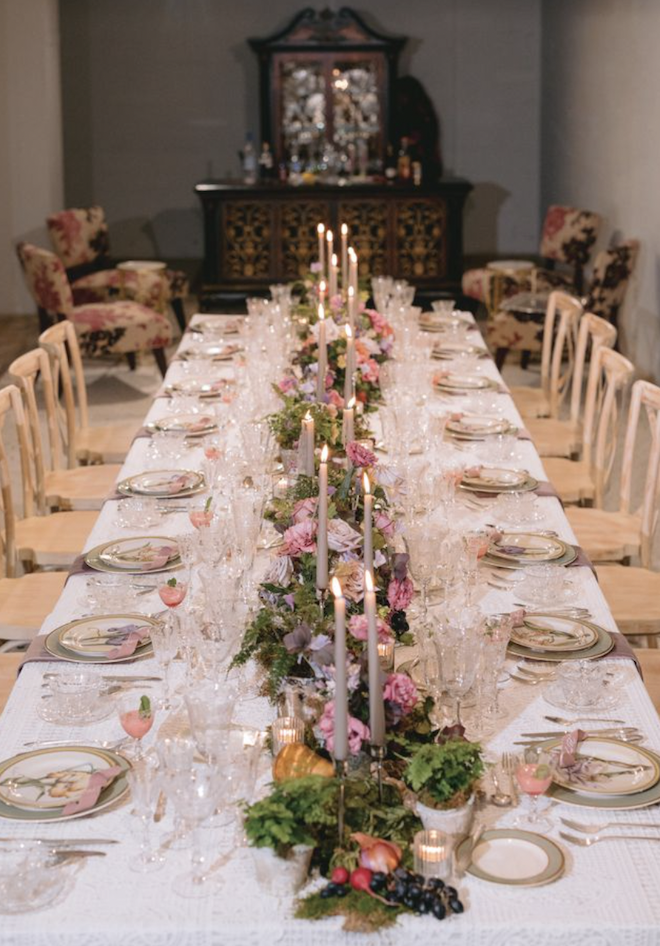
xmin=432 ymin=899 xmax=447 ymax=920
xmin=335 ymin=885 xmax=349 ymax=898
xmin=320 ymin=885 xmax=335 ymax=899
xmin=449 ymin=898 xmax=464 ymax=914
xmin=350 ymin=867 xmax=373 ymax=892
xmin=331 ymin=866 xmax=349 ymax=886
xmin=370 ymin=870 xmax=387 ymax=890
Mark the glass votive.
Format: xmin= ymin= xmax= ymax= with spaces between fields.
xmin=413 ymin=829 xmax=451 ymax=881
xmin=378 ymin=640 xmax=395 ymax=671
xmin=271 ymin=716 xmax=305 ymax=757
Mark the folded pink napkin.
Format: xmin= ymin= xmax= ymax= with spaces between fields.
xmin=559 ymin=729 xmax=587 ymax=768
xmin=62 ymin=765 xmax=123 ymax=817
xmin=142 ymin=544 xmax=177 ymax=571
xmin=187 ymin=416 xmax=214 ymax=433
xmin=166 ymin=474 xmax=191 ymax=494
xmin=106 ymin=624 xmax=152 ymax=660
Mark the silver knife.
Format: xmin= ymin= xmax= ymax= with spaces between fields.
xmin=0 ymin=837 xmax=118 ymax=846
xmin=520 ymin=729 xmax=638 ymax=738
xmin=44 ymin=674 xmax=162 ymax=683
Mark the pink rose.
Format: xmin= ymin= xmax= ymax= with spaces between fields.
xmin=332 ymin=559 xmax=365 ymax=603
xmin=359 ymin=358 xmax=380 ymax=383
xmin=367 ymin=309 xmax=394 ymax=336
xmin=277 ymin=376 xmax=297 ymax=394
xmin=326 ymin=389 xmax=344 ymax=409
xmin=327 ymin=519 xmax=362 ymax=553
xmin=387 ymin=577 xmax=414 ymax=611
xmin=318 ymin=700 xmax=370 ymax=756
xmin=383 ymin=673 xmax=418 ymax=715
xmin=346 ymin=441 xmax=377 ymax=469
xmin=279 ymin=520 xmax=317 ymax=557
xmin=292 ymin=497 xmax=317 ymax=523
xmin=348 ymin=614 xmax=394 ymax=645
xmin=374 ymin=510 xmax=396 ymax=539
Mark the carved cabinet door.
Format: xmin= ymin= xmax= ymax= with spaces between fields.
xmin=393 ymin=198 xmax=447 ymax=280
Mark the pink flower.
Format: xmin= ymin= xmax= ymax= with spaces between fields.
xmin=374 ymin=510 xmax=396 ymax=539
xmin=327 ymin=519 xmax=362 ymax=553
xmin=329 ymin=293 xmax=343 ymax=312
xmin=348 ymin=614 xmax=394 ymax=645
xmin=310 ymin=261 xmax=322 ymax=274
xmin=387 ymin=577 xmax=414 ymax=611
xmin=332 ymin=559 xmax=365 ymax=603
xmin=318 ymin=700 xmax=370 ymax=756
xmin=359 ymin=358 xmax=380 ymax=383
xmin=326 ymin=389 xmax=344 ymax=409
xmin=278 ymin=376 xmax=297 ymax=394
xmin=383 ymin=673 xmax=418 ymax=715
xmin=292 ymin=497 xmax=317 ymax=523
xmin=367 ymin=309 xmax=394 ymax=336
xmin=279 ymin=520 xmax=317 ymax=557
xmin=346 ymin=441 xmax=376 ymax=469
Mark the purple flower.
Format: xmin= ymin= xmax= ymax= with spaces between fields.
xmin=346 ymin=441 xmax=377 ymax=469
xmin=318 ymin=700 xmax=370 ymax=756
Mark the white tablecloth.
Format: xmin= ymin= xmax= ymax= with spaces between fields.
xmin=2 ymin=315 xmax=660 ymax=946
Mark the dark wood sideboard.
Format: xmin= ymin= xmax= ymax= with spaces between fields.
xmin=194 ymin=178 xmax=472 ymax=310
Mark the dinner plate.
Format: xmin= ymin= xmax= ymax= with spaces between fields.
xmin=446 ymin=415 xmax=512 ymax=438
xmin=510 ymin=614 xmax=599 ymax=652
xmin=85 ymin=536 xmax=180 ymax=574
xmin=191 ymin=317 xmax=240 ymax=336
xmin=463 ymin=467 xmax=528 ymax=489
xmin=45 ymin=613 xmax=160 ymax=663
xmin=434 ymin=373 xmax=497 ymax=391
xmin=147 ymin=414 xmax=217 ymax=435
xmin=488 ymin=532 xmax=567 ymax=563
xmin=420 ymin=311 xmax=473 ymax=327
xmin=117 ymin=469 xmax=205 ymax=498
xmin=179 ymin=342 xmax=242 ymax=360
xmin=432 ymin=343 xmax=489 ymax=361
xmin=508 ymin=622 xmax=613 ymax=662
xmin=484 ymin=542 xmax=577 ymax=570
xmin=0 ymin=747 xmax=130 ymax=823
xmin=456 ymin=829 xmax=564 ymax=887
xmin=548 ymin=737 xmax=660 ymax=797
xmin=166 ymin=378 xmax=233 ymax=399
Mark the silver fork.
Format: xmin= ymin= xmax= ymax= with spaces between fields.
xmin=501 ymin=752 xmax=519 ymax=805
xmin=545 ymin=715 xmax=627 ymax=726
xmin=560 ymin=831 xmax=660 ymax=847
xmin=561 ymin=817 xmax=660 ymax=834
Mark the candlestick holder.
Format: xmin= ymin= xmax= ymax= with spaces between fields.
xmin=334 ymin=758 xmax=348 ymax=844
xmin=370 ymin=744 xmax=386 ymax=802
xmin=271 ymin=716 xmax=305 ymax=757
xmin=413 ymin=829 xmax=451 ymax=881
xmin=316 ymin=586 xmax=328 ymax=619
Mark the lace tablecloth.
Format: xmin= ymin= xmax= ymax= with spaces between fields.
xmin=2 ymin=315 xmax=660 ymax=946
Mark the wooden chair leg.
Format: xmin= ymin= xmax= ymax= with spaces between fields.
xmin=153 ymin=347 xmax=168 ymax=377
xmin=495 ymin=348 xmax=508 ymax=371
xmin=520 ymin=350 xmax=532 ymax=370
xmin=170 ymin=298 xmax=186 ymax=332
xmin=126 ymin=352 xmax=137 ymax=370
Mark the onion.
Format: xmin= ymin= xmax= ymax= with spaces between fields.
xmin=351 ymin=832 xmax=402 ymax=873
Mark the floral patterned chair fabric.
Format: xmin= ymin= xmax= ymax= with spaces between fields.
xmin=46 ymin=206 xmax=189 ymax=329
xmin=461 ymin=205 xmax=602 ymax=305
xmin=16 ymin=243 xmax=172 ymax=365
xmin=583 ymin=240 xmax=639 ymax=326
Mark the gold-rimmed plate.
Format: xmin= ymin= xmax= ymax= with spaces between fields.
xmin=45 ymin=613 xmax=160 ymax=663
xmin=0 ymin=747 xmax=130 ymax=822
xmin=548 ymin=737 xmax=660 ymax=797
xmin=456 ymin=829 xmax=564 ymax=887
xmin=117 ymin=469 xmax=205 ymax=498
xmin=488 ymin=532 xmax=567 ymax=564
xmin=165 ymin=378 xmax=233 ymax=399
xmin=510 ymin=614 xmax=599 ymax=653
xmin=508 ymin=622 xmax=613 ymax=662
xmin=85 ymin=536 xmax=180 ymax=574
xmin=147 ymin=414 xmax=217 ymax=436
xmin=434 ymin=372 xmax=498 ymax=392
xmin=446 ymin=415 xmax=512 ymax=438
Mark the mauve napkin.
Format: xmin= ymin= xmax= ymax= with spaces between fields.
xmin=19 ymin=635 xmax=55 ymax=668
xmin=62 ymin=765 xmax=123 ymax=817
xmin=559 ymin=729 xmax=587 ymax=768
xmin=105 ymin=624 xmax=152 ymax=660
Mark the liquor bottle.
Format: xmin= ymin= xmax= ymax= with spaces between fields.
xmin=258 ymin=141 xmax=274 ymax=179
xmin=397 ymin=137 xmax=411 ymax=182
xmin=384 ymin=144 xmax=397 ymax=182
xmin=242 ymin=132 xmax=257 ymax=184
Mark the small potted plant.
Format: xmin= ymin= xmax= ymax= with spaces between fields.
xmin=403 ymin=739 xmax=483 ymax=837
xmin=244 ymin=775 xmax=335 ymax=896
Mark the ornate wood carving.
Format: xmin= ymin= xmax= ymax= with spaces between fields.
xmin=339 ymin=200 xmax=388 ymax=276
xmin=394 ymin=199 xmax=447 ymax=279
xmin=280 ymin=200 xmax=331 ymax=279
xmin=222 ymin=201 xmax=272 ymax=279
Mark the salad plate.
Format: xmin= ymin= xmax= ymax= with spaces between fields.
xmin=510 ymin=614 xmax=599 ymax=652
xmin=45 ymin=613 xmax=160 ymax=663
xmin=147 ymin=414 xmax=217 ymax=436
xmin=117 ymin=469 xmax=205 ymax=498
xmin=456 ymin=829 xmax=564 ymax=887
xmin=85 ymin=536 xmax=180 ymax=574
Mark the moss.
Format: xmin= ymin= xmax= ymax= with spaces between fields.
xmin=296 ymin=889 xmax=402 ymax=932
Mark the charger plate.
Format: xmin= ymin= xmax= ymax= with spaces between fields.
xmin=508 ymin=622 xmax=613 ymax=663
xmin=456 ymin=829 xmax=564 ymax=887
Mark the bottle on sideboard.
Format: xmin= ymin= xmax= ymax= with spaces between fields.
xmin=397 ymin=137 xmax=411 ymax=182
xmin=242 ymin=132 xmax=257 ymax=184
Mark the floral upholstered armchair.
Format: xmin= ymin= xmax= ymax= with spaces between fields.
xmin=486 ymin=240 xmax=639 ymax=369
xmin=16 ymin=242 xmax=172 ymax=377
xmin=462 ymin=205 xmax=602 ymax=310
xmin=46 ymin=206 xmax=189 ymax=331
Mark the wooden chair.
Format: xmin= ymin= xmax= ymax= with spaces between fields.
xmin=0 ymin=384 xmax=97 ymax=576
xmin=568 ymin=379 xmax=659 ymax=564
xmin=0 ymin=654 xmax=23 ymax=711
xmin=526 ymin=314 xmax=618 ymax=458
xmin=39 ymin=320 xmax=138 ymax=465
xmin=509 ymin=291 xmax=583 ymax=420
xmin=9 ymin=350 xmax=121 ymax=512
xmin=633 ymin=650 xmax=660 ymax=711
xmin=543 ymin=347 xmax=634 ymax=504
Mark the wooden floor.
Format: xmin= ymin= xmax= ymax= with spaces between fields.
xmin=0 ymin=314 xmax=40 ymax=378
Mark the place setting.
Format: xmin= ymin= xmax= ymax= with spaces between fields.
xmin=164 ymin=377 xmax=235 ymax=400
xmin=116 ymin=469 xmax=206 ymax=499
xmin=433 ymin=371 xmax=501 ymax=395
xmin=84 ymin=536 xmax=181 ymax=575
xmin=145 ymin=415 xmax=218 ymax=437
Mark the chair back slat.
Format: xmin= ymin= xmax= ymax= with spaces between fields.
xmin=568 ymin=313 xmax=617 ymax=427
xmin=585 ymin=348 xmax=634 ymax=508
xmin=541 ymin=291 xmax=583 ymax=418
xmin=39 ymin=321 xmax=90 ymax=467
xmin=618 ymin=380 xmax=660 ymax=568
xmin=0 ymin=385 xmax=35 ymax=577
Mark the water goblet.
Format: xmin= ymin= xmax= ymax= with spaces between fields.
xmin=172 ymin=764 xmax=222 ymax=898
xmin=514 ymin=748 xmax=556 ymax=830
xmin=432 ymin=605 xmax=484 ymax=729
xmin=126 ymin=754 xmax=164 ymax=872
xmin=117 ymin=692 xmax=156 ymax=759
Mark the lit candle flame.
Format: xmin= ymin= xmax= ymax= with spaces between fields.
xmin=363 ymin=472 xmax=370 ymax=495
xmin=341 ymin=223 xmax=348 ymax=236
xmin=317 ymin=223 xmax=325 ymax=235
xmin=326 ymin=229 xmax=333 ymax=243
xmin=349 ymin=247 xmax=357 ymax=262
xmin=304 ymin=410 xmax=312 ymax=422
xmin=318 ymin=303 xmax=325 ymax=321
xmin=365 ymin=569 xmax=374 ymax=593
xmin=321 ymin=444 xmax=329 ymax=463
xmin=319 ymin=279 xmax=326 ymax=294
xmin=345 ymin=324 xmax=353 ymax=339
xmin=331 ymin=576 xmax=343 ymax=598
xmin=348 ymin=396 xmax=356 ymax=409
xmin=331 ymin=253 xmax=338 ymax=266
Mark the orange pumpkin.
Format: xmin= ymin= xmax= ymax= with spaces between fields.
xmin=272 ymin=743 xmax=334 ymax=781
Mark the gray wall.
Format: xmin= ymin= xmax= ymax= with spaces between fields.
xmin=542 ymin=0 xmax=660 ymax=381
xmin=59 ymin=0 xmax=542 ymax=264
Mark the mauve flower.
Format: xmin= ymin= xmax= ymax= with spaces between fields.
xmin=292 ymin=497 xmax=317 ymax=523
xmin=277 ymin=376 xmax=297 ymax=394
xmin=360 ymin=358 xmax=380 ymax=383
xmin=346 ymin=441 xmax=377 ymax=469
xmin=263 ymin=554 xmax=294 ymax=587
xmin=387 ymin=576 xmax=414 ymax=611
xmin=367 ymin=309 xmax=394 ymax=336
xmin=326 ymin=389 xmax=344 ymax=409
xmin=391 ymin=552 xmax=410 ymax=582
xmin=383 ymin=672 xmax=418 ymax=715
xmin=310 ymin=261 xmax=322 ymax=274
xmin=332 ymin=559 xmax=365 ymax=603
xmin=329 ymin=293 xmax=343 ymax=312
xmin=318 ymin=700 xmax=371 ymax=756
xmin=328 ymin=518 xmax=362 ymax=553
xmin=348 ymin=614 xmax=394 ymax=645
xmin=374 ymin=510 xmax=396 ymax=539
xmin=279 ymin=520 xmax=317 ymax=557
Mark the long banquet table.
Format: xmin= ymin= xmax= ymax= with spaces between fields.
xmin=2 ymin=311 xmax=660 ymax=946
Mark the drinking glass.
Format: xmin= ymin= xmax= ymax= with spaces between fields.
xmin=432 ymin=606 xmax=484 ymax=728
xmin=126 ymin=755 xmax=164 ymax=872
xmin=514 ymin=748 xmax=556 ymax=829
xmin=149 ymin=619 xmax=178 ymax=710
xmin=117 ymin=692 xmax=156 ymax=759
xmin=185 ymin=679 xmax=237 ymax=765
xmin=172 ymin=764 xmax=222 ymax=898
